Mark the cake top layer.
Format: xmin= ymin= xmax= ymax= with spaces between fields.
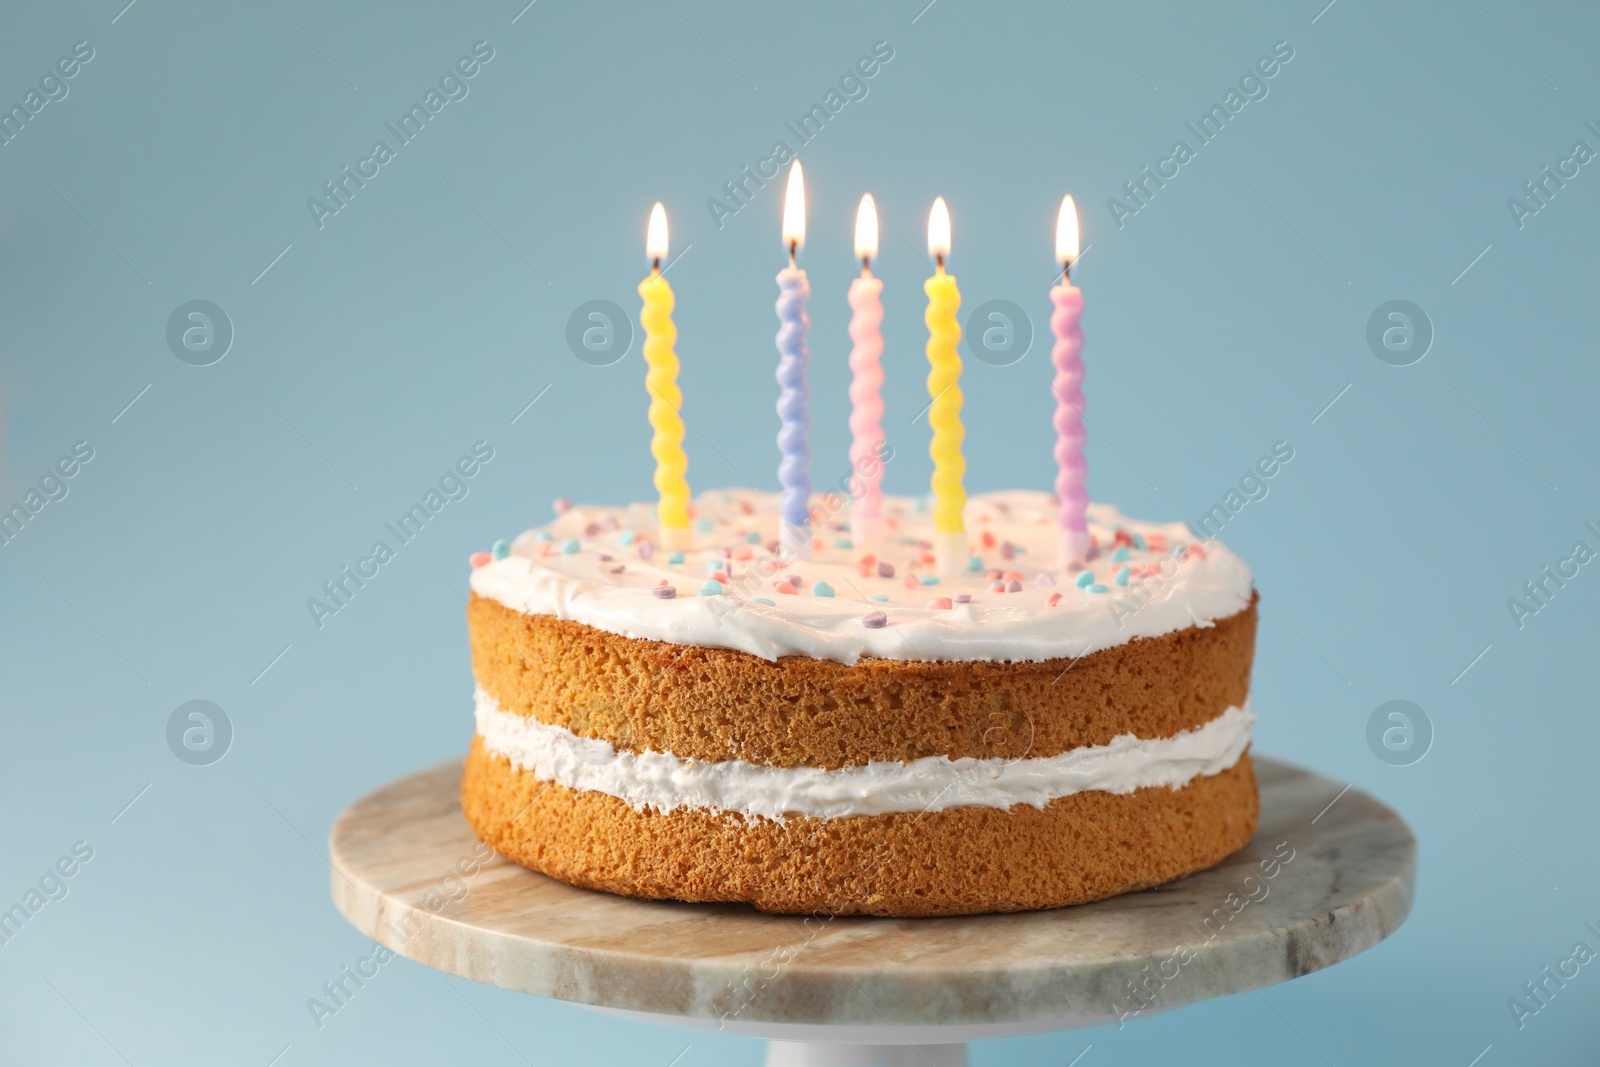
xmin=470 ymin=489 xmax=1253 ymax=664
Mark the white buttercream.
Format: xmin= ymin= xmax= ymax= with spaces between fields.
xmin=469 ymin=490 xmax=1253 ymax=664
xmin=475 ymin=688 xmax=1254 ymax=822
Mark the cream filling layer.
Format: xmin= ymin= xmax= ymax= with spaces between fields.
xmin=474 ymin=689 xmax=1254 ymax=822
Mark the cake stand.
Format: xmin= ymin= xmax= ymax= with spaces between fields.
xmin=329 ymin=757 xmax=1414 ymax=1066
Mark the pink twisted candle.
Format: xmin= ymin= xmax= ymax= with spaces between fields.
xmin=1051 ymin=279 xmax=1089 ymax=565
xmin=847 ymin=269 xmax=885 ymax=546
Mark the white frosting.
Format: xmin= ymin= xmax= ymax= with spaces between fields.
xmin=470 ymin=489 xmax=1252 ymax=664
xmin=475 ymin=688 xmax=1255 ymax=822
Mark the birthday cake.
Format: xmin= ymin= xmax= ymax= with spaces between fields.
xmin=461 ymin=489 xmax=1259 ymax=917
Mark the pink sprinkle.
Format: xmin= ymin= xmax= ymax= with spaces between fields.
xmin=1005 ymin=579 xmax=1023 ymax=593
xmin=469 ymin=551 xmax=491 ymax=568
xmin=710 ymin=570 xmax=729 ymax=583
xmin=537 ymin=542 xmax=553 ymax=557
xmin=637 ymin=540 xmax=655 ymax=559
xmin=861 ymin=610 xmax=888 ymax=628
xmin=584 ymin=522 xmax=601 ymax=536
xmin=954 ymin=593 xmax=972 ymax=604
xmin=1035 ymin=573 xmax=1056 ymax=587
xmin=601 ymin=516 xmax=619 ymax=531
xmin=989 ymin=581 xmax=1006 ymax=593
xmin=553 ymin=497 xmax=571 ymax=515
xmin=651 ymin=585 xmax=677 ymax=599
xmin=776 ymin=583 xmax=798 ymax=595
xmin=733 ymin=545 xmax=753 ymax=560
xmin=609 ymin=564 xmax=626 ymax=574
xmin=1003 ymin=571 xmax=1023 ymax=582
xmin=877 ymin=561 xmax=896 ymax=578
xmin=903 ymin=574 xmax=920 ymax=589
xmin=596 ymin=553 xmax=613 ymax=562
xmin=926 ymin=597 xmax=952 ymax=610
xmin=739 ymin=500 xmax=755 ymax=515
xmin=1000 ymin=541 xmax=1016 ymax=560
xmin=1047 ymin=592 xmax=1062 ymax=607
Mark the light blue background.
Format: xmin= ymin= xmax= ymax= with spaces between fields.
xmin=2 ymin=0 xmax=1596 ymax=1063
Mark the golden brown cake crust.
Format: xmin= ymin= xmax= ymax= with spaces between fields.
xmin=461 ymin=737 xmax=1260 ymax=917
xmin=468 ymin=594 xmax=1258 ymax=768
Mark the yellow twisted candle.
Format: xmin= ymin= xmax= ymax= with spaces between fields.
xmin=639 ymin=203 xmax=691 ymax=549
xmin=924 ymin=196 xmax=966 ymax=574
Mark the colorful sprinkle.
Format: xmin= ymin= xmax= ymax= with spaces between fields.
xmin=753 ymin=597 xmax=775 ymax=606
xmin=989 ymin=581 xmax=1006 ymax=593
xmin=1046 ymin=591 xmax=1063 ymax=607
xmin=698 ymin=580 xmax=724 ymax=595
xmin=903 ymin=574 xmax=921 ymax=589
xmin=836 ymin=538 xmax=854 ymax=549
xmin=695 ymin=518 xmax=715 ymax=533
xmin=1110 ymin=546 xmax=1131 ymax=563
xmin=707 ymin=560 xmax=724 ymax=572
xmin=877 ymin=561 xmax=896 ymax=578
xmin=869 ymin=594 xmax=890 ymax=602
xmin=1000 ymin=541 xmax=1016 ymax=560
xmin=732 ymin=545 xmax=754 ymax=560
xmin=669 ymin=551 xmax=685 ymax=564
xmin=601 ymin=516 xmax=619 ymax=532
xmin=775 ymin=583 xmax=798 ymax=595
xmin=812 ymin=581 xmax=835 ymax=597
xmin=861 ymin=610 xmax=888 ymax=628
xmin=1074 ymin=570 xmax=1094 ymax=588
xmin=584 ymin=522 xmax=601 ymax=536
xmin=561 ymin=539 xmax=581 ymax=554
xmin=617 ymin=529 xmax=636 ymax=545
xmin=596 ymin=553 xmax=613 ymax=563
xmin=1133 ymin=532 xmax=1147 ymax=549
xmin=491 ymin=539 xmax=510 ymax=560
xmin=927 ymin=596 xmax=953 ymax=609
xmin=709 ymin=570 xmax=730 ymax=584
xmin=967 ymin=555 xmax=984 ymax=571
xmin=1005 ymin=579 xmax=1023 ymax=593
xmin=552 ymin=497 xmax=571 ymax=515
xmin=652 ymin=585 xmax=677 ymax=599
xmin=637 ymin=540 xmax=654 ymax=559
xmin=1114 ymin=565 xmax=1130 ymax=586
xmin=746 ymin=530 xmax=762 ymax=544
xmin=609 ymin=564 xmax=626 ymax=574
xmin=954 ymin=593 xmax=972 ymax=604
xmin=1089 ymin=583 xmax=1109 ymax=593
xmin=469 ymin=551 xmax=491 ymax=568
xmin=1035 ymin=573 xmax=1056 ymax=588
xmin=534 ymin=531 xmax=553 ymax=542
xmin=919 ymin=575 xmax=940 ymax=586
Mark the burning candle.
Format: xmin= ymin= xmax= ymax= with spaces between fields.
xmin=923 ymin=196 xmax=966 ymax=575
xmin=775 ymin=160 xmax=812 ymax=558
xmin=847 ymin=193 xmax=886 ymax=549
xmin=1051 ymin=195 xmax=1089 ymax=566
xmin=638 ymin=202 xmax=691 ymax=550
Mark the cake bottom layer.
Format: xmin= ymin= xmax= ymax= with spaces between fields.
xmin=461 ymin=737 xmax=1260 ymax=917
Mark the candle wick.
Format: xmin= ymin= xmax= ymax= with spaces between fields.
xmin=652 ymin=258 xmax=661 ymax=273
xmin=1062 ymin=260 xmax=1072 ymax=283
xmin=789 ymin=240 xmax=798 ymax=267
xmin=935 ymin=252 xmax=944 ymax=271
xmin=861 ymin=256 xmax=871 ymax=275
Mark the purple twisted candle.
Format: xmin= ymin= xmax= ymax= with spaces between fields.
xmin=847 ymin=269 xmax=885 ymax=545
xmin=1051 ymin=279 xmax=1089 ymax=565
xmin=775 ymin=264 xmax=812 ymax=552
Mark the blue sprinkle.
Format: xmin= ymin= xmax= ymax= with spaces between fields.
xmin=835 ymin=538 xmax=854 ymax=549
xmin=1171 ymin=542 xmax=1187 ymax=556
xmin=967 ymin=555 xmax=984 ymax=571
xmin=695 ymin=518 xmax=715 ymax=533
xmin=668 ymin=551 xmax=686 ymax=564
xmin=812 ymin=581 xmax=835 ymax=597
xmin=617 ymin=530 xmax=636 ymax=545
xmin=919 ymin=575 xmax=940 ymax=586
xmin=1089 ymin=583 xmax=1109 ymax=594
xmin=1074 ymin=570 xmax=1094 ymax=588
xmin=561 ymin=539 xmax=581 ymax=554
xmin=1132 ymin=533 xmax=1147 ymax=550
xmin=1110 ymin=546 xmax=1131 ymax=563
xmin=491 ymin=539 xmax=510 ymax=560
xmin=745 ymin=531 xmax=762 ymax=544
xmin=753 ymin=597 xmax=775 ymax=606
xmin=534 ymin=531 xmax=553 ymax=542
xmin=1114 ymin=565 xmax=1130 ymax=586
xmin=698 ymin=580 xmax=724 ymax=596
xmin=869 ymin=594 xmax=889 ymax=602
xmin=707 ymin=559 xmax=724 ymax=572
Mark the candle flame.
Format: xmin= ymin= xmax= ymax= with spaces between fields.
xmin=646 ymin=202 xmax=669 ymax=262
xmin=927 ymin=196 xmax=951 ymax=260
xmin=782 ymin=160 xmax=806 ymax=251
xmin=854 ymin=193 xmax=878 ymax=261
xmin=1055 ymin=194 xmax=1080 ymax=264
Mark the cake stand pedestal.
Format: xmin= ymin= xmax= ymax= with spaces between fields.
xmin=329 ymin=757 xmax=1414 ymax=1066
